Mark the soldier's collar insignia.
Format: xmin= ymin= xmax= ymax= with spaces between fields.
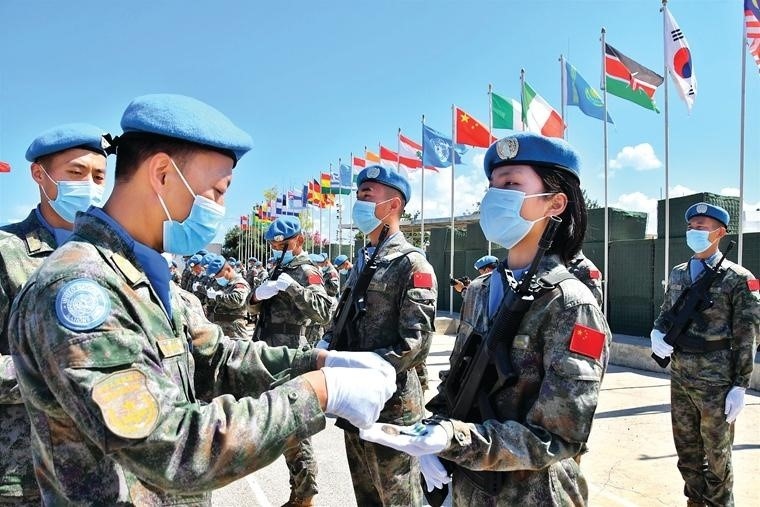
xmin=496 ymin=137 xmax=519 ymax=160
xmin=55 ymin=279 xmax=111 ymax=331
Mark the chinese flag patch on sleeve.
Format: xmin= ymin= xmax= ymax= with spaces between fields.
xmin=413 ymin=272 xmax=433 ymax=289
xmin=568 ymin=323 xmax=606 ymax=361
xmin=747 ymin=279 xmax=760 ymax=292
xmin=589 ymin=269 xmax=602 ymax=280
xmin=308 ymin=273 xmax=323 ymax=285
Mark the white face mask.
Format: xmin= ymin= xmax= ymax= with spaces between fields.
xmin=478 ymin=188 xmax=553 ymax=249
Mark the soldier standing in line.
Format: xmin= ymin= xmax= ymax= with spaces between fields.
xmin=567 ymin=251 xmax=603 ymax=307
xmin=361 ymin=132 xmax=610 ymax=506
xmin=333 ymin=253 xmax=352 ymax=277
xmin=651 ymin=203 xmax=759 ymax=507
xmin=249 ymin=215 xmax=333 ymax=506
xmin=205 ymin=254 xmax=251 ymax=340
xmin=319 ymin=165 xmax=438 ymax=506
xmin=304 ymin=253 xmax=339 ymax=346
xmin=0 ymin=123 xmax=111 ymax=505
xmin=8 ymin=94 xmax=397 ymax=506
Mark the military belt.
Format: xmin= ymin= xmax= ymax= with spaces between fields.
xmin=211 ymin=313 xmax=246 ymax=323
xmin=266 ymin=322 xmax=306 ymax=336
xmin=676 ymin=336 xmax=731 ymax=354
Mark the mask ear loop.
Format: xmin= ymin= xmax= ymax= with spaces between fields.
xmin=170 ymin=159 xmax=197 ymax=199
xmin=38 ymin=165 xmax=58 ymax=203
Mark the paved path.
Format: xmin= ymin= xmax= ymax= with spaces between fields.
xmin=212 ymin=334 xmax=760 ymax=506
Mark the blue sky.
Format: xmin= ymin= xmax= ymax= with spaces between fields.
xmin=1 ymin=0 xmax=758 ymax=241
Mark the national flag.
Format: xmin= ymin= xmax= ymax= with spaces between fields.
xmin=365 ymin=150 xmax=381 ymax=164
xmin=302 ymin=185 xmax=308 ymax=207
xmin=564 ymin=60 xmax=613 ymax=123
xmin=454 ymin=107 xmax=496 ymax=148
xmin=745 ymin=0 xmax=760 ymax=70
xmin=320 ymin=172 xmax=331 ymax=193
xmin=380 ymin=146 xmax=399 ymax=169
xmin=352 ymin=156 xmax=365 ymax=168
xmin=491 ymin=92 xmax=524 ymax=130
xmin=664 ymin=7 xmax=697 ymax=111
xmin=0 ymin=161 xmax=9 ymax=173
xmin=421 ymin=125 xmax=464 ymax=168
xmin=240 ymin=215 xmax=249 ymax=231
xmin=398 ymin=133 xmax=439 ymax=172
xmin=604 ymin=43 xmax=664 ymax=112
xmin=338 ymin=163 xmax=353 ymax=193
xmin=521 ymin=81 xmax=565 ymax=138
xmin=330 ymin=172 xmax=341 ymax=194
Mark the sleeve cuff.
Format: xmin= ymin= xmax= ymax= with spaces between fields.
xmin=290 ymin=348 xmax=321 ymax=376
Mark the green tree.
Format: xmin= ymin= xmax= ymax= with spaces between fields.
xmin=222 ymin=226 xmax=242 ymax=258
xmin=583 ymin=189 xmax=600 ymax=209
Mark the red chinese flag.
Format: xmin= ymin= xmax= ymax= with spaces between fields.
xmin=412 ymin=272 xmax=433 ymax=289
xmin=747 ymin=279 xmax=760 ymax=292
xmin=308 ymin=273 xmax=323 ymax=285
xmin=568 ymin=323 xmax=605 ymax=360
xmin=0 ymin=161 xmax=10 ymax=173
xmin=454 ymin=107 xmax=497 ymax=148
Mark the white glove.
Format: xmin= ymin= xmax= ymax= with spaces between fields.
xmin=206 ymin=288 xmax=217 ymax=300
xmin=650 ymin=328 xmax=673 ymax=359
xmin=725 ymin=386 xmax=746 ymax=423
xmin=315 ymin=339 xmax=330 ymax=350
xmin=274 ymin=273 xmax=296 ymax=291
xmin=419 ymin=454 xmax=452 ymax=492
xmin=192 ymin=282 xmax=200 ymax=291
xmin=254 ymin=281 xmax=280 ymax=301
xmin=359 ymin=421 xmax=449 ymax=456
xmin=325 ymin=351 xmax=396 ymax=380
xmin=322 ymin=367 xmax=396 ymax=429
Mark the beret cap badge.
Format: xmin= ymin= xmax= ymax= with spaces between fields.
xmin=496 ymin=137 xmax=519 ymax=160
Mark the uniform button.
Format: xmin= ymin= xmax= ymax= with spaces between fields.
xmin=288 ymin=392 xmax=298 ymax=401
xmin=455 ymin=432 xmax=465 ymax=442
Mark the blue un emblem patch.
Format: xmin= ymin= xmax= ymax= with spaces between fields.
xmin=55 ymin=279 xmax=111 ymax=331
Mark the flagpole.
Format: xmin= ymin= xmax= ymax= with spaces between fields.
xmin=338 ymin=158 xmax=343 ymax=257
xmin=396 ymin=128 xmax=401 ymax=172
xmin=519 ymin=68 xmax=526 ymax=132
xmin=560 ymin=54 xmax=567 ymax=140
xmin=662 ymin=0 xmax=671 ymax=291
xmin=739 ymin=5 xmax=748 ymax=266
xmin=486 ymin=85 xmax=493 ymax=256
xmin=349 ymin=151 xmax=354 ymax=261
xmin=319 ymin=206 xmax=323 ymax=254
xmin=601 ymin=28 xmax=609 ymax=316
xmin=450 ymin=104 xmax=456 ymax=314
xmin=420 ymin=115 xmax=426 ymax=251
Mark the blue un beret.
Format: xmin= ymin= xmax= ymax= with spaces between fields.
xmin=188 ymin=254 xmax=202 ymax=266
xmin=333 ymin=254 xmax=349 ymax=266
xmin=474 ymin=255 xmax=499 ymax=270
xmin=265 ymin=216 xmax=302 ymax=241
xmin=200 ymin=254 xmax=214 ymax=267
xmin=309 ymin=253 xmax=327 ymax=264
xmin=483 ymin=132 xmax=581 ymax=181
xmin=197 ymin=249 xmax=209 ymax=256
xmin=26 ymin=123 xmax=109 ymax=162
xmin=206 ymin=255 xmax=227 ymax=277
xmin=356 ymin=165 xmax=412 ymax=203
xmin=685 ymin=202 xmax=730 ymax=229
xmin=120 ymin=94 xmax=253 ymax=163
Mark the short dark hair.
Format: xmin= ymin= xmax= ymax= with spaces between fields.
xmin=534 ymin=166 xmax=587 ymax=264
xmin=114 ymin=132 xmax=234 ymax=182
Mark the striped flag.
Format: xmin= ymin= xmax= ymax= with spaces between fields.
xmin=664 ymin=6 xmax=697 ymax=111
xmin=521 ymin=81 xmax=565 ymax=138
xmin=747 ymin=0 xmax=760 ymax=70
xmin=379 ymin=146 xmax=399 ymax=168
xmin=365 ymin=150 xmax=381 ymax=164
xmin=491 ymin=92 xmax=524 ymax=130
xmin=604 ymin=43 xmax=664 ymax=112
xmin=320 ymin=172 xmax=331 ymax=193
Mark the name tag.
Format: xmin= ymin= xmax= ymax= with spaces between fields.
xmin=368 ymin=281 xmax=387 ymax=292
xmin=513 ymin=334 xmax=531 ymax=349
xmin=157 ymin=337 xmax=185 ymax=358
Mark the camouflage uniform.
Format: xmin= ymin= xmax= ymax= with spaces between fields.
xmin=305 ymin=264 xmax=340 ymax=346
xmin=324 ymin=231 xmax=437 ymax=506
xmin=0 ymin=210 xmax=56 ymax=504
xmin=567 ymin=250 xmax=603 ymax=307
xmin=251 ymin=251 xmax=332 ymax=502
xmin=8 ymin=211 xmax=326 ymax=505
xmin=180 ymin=265 xmax=193 ymax=291
xmin=429 ymin=254 xmax=610 ymax=505
xmin=207 ymin=274 xmax=251 ymax=340
xmin=654 ymin=254 xmax=759 ymax=506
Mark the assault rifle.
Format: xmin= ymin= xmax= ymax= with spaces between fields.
xmin=328 ymin=224 xmax=389 ymax=352
xmin=651 ymin=240 xmax=735 ymax=368
xmin=425 ymin=216 xmax=561 ymax=507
